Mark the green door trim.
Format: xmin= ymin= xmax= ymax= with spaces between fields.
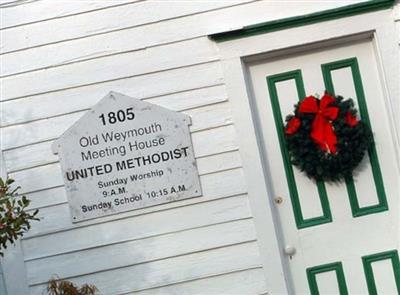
xmin=266 ymin=70 xmax=332 ymax=229
xmin=209 ymin=0 xmax=395 ymax=42
xmin=362 ymin=250 xmax=400 ymax=295
xmin=307 ymin=261 xmax=349 ymax=295
xmin=321 ymin=57 xmax=388 ymax=217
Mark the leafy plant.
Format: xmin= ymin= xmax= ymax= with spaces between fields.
xmin=0 ymin=177 xmax=39 ymax=256
xmin=47 ymin=278 xmax=98 ymax=295
xmin=0 ymin=178 xmax=98 ymax=294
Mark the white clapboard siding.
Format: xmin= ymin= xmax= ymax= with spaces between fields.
xmin=2 ymin=142 xmax=59 ymax=173
xmin=196 ymin=151 xmax=241 ymax=176
xmin=127 ymin=267 xmax=267 ymax=295
xmin=23 ymin=168 xmax=247 ymax=238
xmin=0 ymin=0 xmax=136 ymax=29
xmin=192 ymin=125 xmax=238 ymax=157
xmin=1 ymin=1 xmax=363 ymax=77
xmin=29 ymin=241 xmax=262 ymax=295
xmin=0 ymin=61 xmax=224 ymax=128
xmin=22 ymin=186 xmax=66 ymax=212
xmin=1 ymin=101 xmax=232 ymax=151
xmin=1 ymin=78 xmax=226 ymax=128
xmin=0 ymin=1 xmax=252 ymax=56
xmin=1 ymin=37 xmax=219 ymax=100
xmin=23 ymin=194 xmax=251 ymax=260
xmin=186 ymin=102 xmax=233 ymax=131
xmin=2 ymin=112 xmax=82 ymax=150
xmin=26 ymin=218 xmax=256 ymax=284
xmin=23 ymin=180 xmax=246 ymax=255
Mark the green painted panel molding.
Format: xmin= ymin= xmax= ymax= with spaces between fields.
xmin=321 ymin=57 xmax=388 ymax=217
xmin=266 ymin=70 xmax=332 ymax=229
xmin=209 ymin=0 xmax=395 ymax=42
xmin=307 ymin=262 xmax=349 ymax=295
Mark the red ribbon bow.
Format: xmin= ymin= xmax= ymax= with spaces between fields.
xmin=299 ymin=92 xmax=339 ymax=154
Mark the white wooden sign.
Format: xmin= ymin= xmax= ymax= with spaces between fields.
xmin=52 ymin=91 xmax=202 ymax=222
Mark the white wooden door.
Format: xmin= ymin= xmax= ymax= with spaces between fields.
xmin=247 ymin=39 xmax=400 ymax=294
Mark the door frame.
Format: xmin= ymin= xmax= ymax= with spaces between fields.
xmin=210 ymin=7 xmax=400 ymax=294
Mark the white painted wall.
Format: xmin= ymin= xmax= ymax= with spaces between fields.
xmin=0 ymin=265 xmax=5 ymax=295
xmin=0 ymin=0 xmax=397 ymax=294
xmin=396 ymin=1 xmax=400 ymax=65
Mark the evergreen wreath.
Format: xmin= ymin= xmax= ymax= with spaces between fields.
xmin=284 ymin=91 xmax=373 ymax=182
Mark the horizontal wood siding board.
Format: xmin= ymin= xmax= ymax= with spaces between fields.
xmin=28 ymin=242 xmax=262 ymax=294
xmin=209 ymin=0 xmax=395 ymax=42
xmin=3 ymin=142 xmax=59 ymax=173
xmin=1 ymin=75 xmax=226 ymax=128
xmin=22 ymin=170 xmax=247 ymax=241
xmin=23 ymin=168 xmax=247 ymax=239
xmin=1 ymin=38 xmax=219 ymax=100
xmin=2 ymin=112 xmax=83 ymax=151
xmin=26 ymin=218 xmax=256 ymax=284
xmin=0 ymin=0 xmax=137 ymax=29
xmin=124 ymin=267 xmax=267 ymax=295
xmin=1 ymin=1 xmax=361 ymax=77
xmin=0 ymin=62 xmax=224 ymax=129
xmin=196 ymin=151 xmax=241 ymax=176
xmin=23 ymin=186 xmax=67 ymax=212
xmin=1 ymin=101 xmax=232 ymax=151
xmin=0 ymin=1 xmax=253 ymax=54
xmin=22 ymin=193 xmax=251 ymax=260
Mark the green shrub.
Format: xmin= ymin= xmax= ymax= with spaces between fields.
xmin=0 ymin=177 xmax=98 ymax=294
xmin=0 ymin=177 xmax=39 ymax=256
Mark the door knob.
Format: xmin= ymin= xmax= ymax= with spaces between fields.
xmin=284 ymin=245 xmax=296 ymax=256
